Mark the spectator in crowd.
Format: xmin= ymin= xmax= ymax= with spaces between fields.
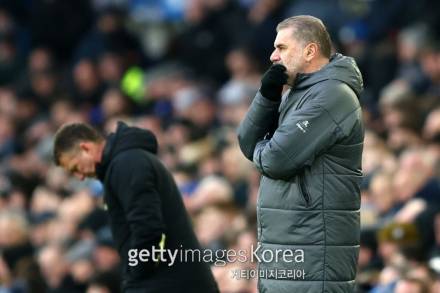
xmin=395 ymin=277 xmax=430 ymax=293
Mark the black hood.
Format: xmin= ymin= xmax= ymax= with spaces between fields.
xmin=96 ymin=121 xmax=158 ymax=181
xmin=294 ymin=53 xmax=364 ymax=98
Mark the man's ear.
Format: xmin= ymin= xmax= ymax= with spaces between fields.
xmin=79 ymin=141 xmax=91 ymax=152
xmin=304 ymin=43 xmax=318 ymax=62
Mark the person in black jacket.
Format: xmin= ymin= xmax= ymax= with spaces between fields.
xmin=53 ymin=121 xmax=219 ymax=293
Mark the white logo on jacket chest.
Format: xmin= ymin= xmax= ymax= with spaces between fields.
xmin=296 ymin=120 xmax=309 ymax=133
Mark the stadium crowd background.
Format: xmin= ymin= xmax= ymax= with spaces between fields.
xmin=0 ymin=0 xmax=440 ymax=292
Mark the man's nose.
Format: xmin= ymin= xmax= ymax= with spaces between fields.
xmin=270 ymin=50 xmax=280 ymax=63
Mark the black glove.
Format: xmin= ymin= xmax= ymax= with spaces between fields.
xmin=260 ymin=64 xmax=288 ymax=101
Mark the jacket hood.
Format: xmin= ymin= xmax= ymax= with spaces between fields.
xmin=294 ymin=53 xmax=364 ymax=97
xmin=96 ymin=121 xmax=158 ymax=181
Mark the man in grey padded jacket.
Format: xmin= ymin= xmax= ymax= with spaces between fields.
xmin=237 ymin=15 xmax=364 ymax=293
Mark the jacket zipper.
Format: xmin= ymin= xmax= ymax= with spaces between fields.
xmin=257 ymin=176 xmax=263 ymax=240
xmin=299 ymin=173 xmax=311 ymax=207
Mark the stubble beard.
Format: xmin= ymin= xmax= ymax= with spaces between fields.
xmin=286 ymin=60 xmax=305 ymax=86
xmin=287 ymin=73 xmax=297 ymax=86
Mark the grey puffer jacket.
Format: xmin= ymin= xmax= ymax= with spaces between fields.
xmin=237 ymin=54 xmax=364 ymax=293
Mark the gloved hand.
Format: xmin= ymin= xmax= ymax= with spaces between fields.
xmin=260 ymin=64 xmax=288 ymax=101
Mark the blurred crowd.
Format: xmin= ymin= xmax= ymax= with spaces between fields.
xmin=0 ymin=0 xmax=440 ymax=292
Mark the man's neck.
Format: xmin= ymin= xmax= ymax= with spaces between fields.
xmin=304 ymin=56 xmax=330 ymax=74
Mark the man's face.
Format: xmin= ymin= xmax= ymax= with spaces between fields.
xmin=59 ymin=143 xmax=98 ymax=181
xmin=270 ymin=27 xmax=307 ymax=85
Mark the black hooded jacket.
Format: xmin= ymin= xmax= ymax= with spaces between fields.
xmin=96 ymin=122 xmax=218 ymax=292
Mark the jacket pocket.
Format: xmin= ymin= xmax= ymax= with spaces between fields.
xmin=298 ymin=173 xmax=311 ymax=207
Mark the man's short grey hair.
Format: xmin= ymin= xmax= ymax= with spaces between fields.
xmin=277 ymin=15 xmax=332 ymax=58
